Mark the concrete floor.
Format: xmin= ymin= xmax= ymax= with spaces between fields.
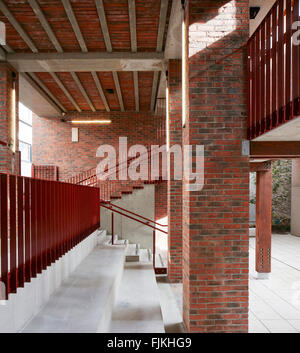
xmin=162 ymin=233 xmax=300 ymax=333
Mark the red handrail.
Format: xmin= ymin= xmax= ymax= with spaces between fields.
xmin=0 ymin=140 xmax=7 ymax=146
xmin=100 ymin=201 xmax=168 ymax=274
xmin=101 ymin=200 xmax=168 ymax=228
xmin=100 ymin=202 xmax=168 ymax=235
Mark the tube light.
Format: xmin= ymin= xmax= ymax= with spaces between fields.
xmin=71 ymin=120 xmax=112 ymax=124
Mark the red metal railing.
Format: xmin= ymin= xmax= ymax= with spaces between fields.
xmin=101 ymin=200 xmax=168 ymax=228
xmin=248 ymin=0 xmax=300 ymax=140
xmin=0 ymin=173 xmax=100 ymax=300
xmin=0 ymin=140 xmax=7 ymax=146
xmin=100 ymin=201 xmax=167 ymax=274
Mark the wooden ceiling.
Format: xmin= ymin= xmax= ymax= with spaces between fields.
xmin=0 ymin=0 xmax=174 ymax=114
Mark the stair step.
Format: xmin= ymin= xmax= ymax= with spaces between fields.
xmin=140 ymin=248 xmax=152 ymax=262
xmin=115 ymin=239 xmax=128 ymax=246
xmin=125 ymin=243 xmax=140 ymax=262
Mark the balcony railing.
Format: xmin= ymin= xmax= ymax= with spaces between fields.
xmin=248 ymin=0 xmax=300 ymax=140
xmin=0 ymin=173 xmax=100 ymax=300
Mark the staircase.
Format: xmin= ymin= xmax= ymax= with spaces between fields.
xmin=20 ymin=228 xmax=165 ymax=333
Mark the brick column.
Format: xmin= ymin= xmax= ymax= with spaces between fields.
xmin=0 ymin=64 xmax=20 ymax=175
xmin=256 ymin=168 xmax=272 ymax=277
xmin=168 ymin=59 xmax=183 ymax=283
xmin=182 ymin=0 xmax=250 ymax=333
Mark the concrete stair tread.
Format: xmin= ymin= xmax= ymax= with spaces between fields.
xmin=21 ymin=243 xmax=126 ymax=333
xmin=109 ymin=262 xmax=165 ymax=333
xmin=125 ymin=244 xmax=140 ymax=262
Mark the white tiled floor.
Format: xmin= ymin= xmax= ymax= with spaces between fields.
xmin=249 ymin=234 xmax=300 ymax=333
xmin=166 ymin=233 xmax=300 ymax=333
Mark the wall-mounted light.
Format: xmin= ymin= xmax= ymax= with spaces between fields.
xmin=70 ymin=120 xmax=112 ymax=125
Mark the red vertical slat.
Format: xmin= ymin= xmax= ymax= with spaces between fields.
xmin=272 ymin=5 xmax=278 ymax=128
xmin=36 ymin=179 xmax=42 ymax=273
xmin=9 ymin=175 xmax=17 ymax=293
xmin=24 ymin=178 xmax=31 ymax=282
xmin=286 ymin=0 xmax=292 ymax=121
xmin=261 ymin=20 xmax=266 ymax=133
xmin=0 ymin=174 xmax=9 ymax=299
xmin=278 ymin=0 xmax=284 ymax=124
xmin=293 ymin=0 xmax=300 ymax=116
xmin=266 ymin=14 xmax=271 ymax=131
xmin=251 ymin=38 xmax=256 ymax=138
xmin=17 ymin=176 xmax=24 ymax=288
xmin=30 ymin=178 xmax=37 ymax=279
xmin=59 ymin=182 xmax=63 ymax=257
xmin=41 ymin=180 xmax=47 ymax=269
xmin=255 ymin=30 xmax=261 ymax=137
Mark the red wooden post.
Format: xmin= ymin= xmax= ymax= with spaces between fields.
xmin=30 ymin=178 xmax=37 ymax=279
xmin=153 ymin=230 xmax=156 ymax=269
xmin=9 ymin=175 xmax=17 ymax=293
xmin=0 ymin=174 xmax=9 ymax=299
xmin=17 ymin=176 xmax=24 ymax=288
xmin=256 ymin=168 xmax=273 ymax=276
xmin=111 ymin=212 xmax=114 ymax=245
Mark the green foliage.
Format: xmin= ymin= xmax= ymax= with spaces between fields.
xmin=272 ymin=160 xmax=292 ymax=225
xmin=249 ymin=161 xmax=292 ymax=225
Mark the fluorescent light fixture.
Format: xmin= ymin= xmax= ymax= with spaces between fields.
xmin=71 ymin=120 xmax=112 ymax=124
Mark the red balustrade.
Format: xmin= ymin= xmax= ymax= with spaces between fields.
xmin=248 ymin=0 xmax=300 ymax=139
xmin=0 ymin=173 xmax=100 ymax=300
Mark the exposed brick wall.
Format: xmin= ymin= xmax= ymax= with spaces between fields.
xmin=32 ymin=165 xmax=59 ymax=181
xmin=182 ymin=0 xmax=250 ymax=333
xmin=155 ymin=181 xmax=168 ymax=221
xmin=0 ymin=63 xmax=20 ymax=175
xmin=168 ymin=59 xmax=183 ymax=283
xmin=32 ymin=111 xmax=165 ymax=182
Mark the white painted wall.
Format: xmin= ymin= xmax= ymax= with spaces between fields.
xmin=101 ymin=185 xmax=155 ymax=250
xmin=0 ymin=229 xmax=103 ymax=333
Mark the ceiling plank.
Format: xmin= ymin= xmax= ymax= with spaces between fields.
xmin=112 ymin=71 xmax=125 ymax=112
xmin=21 ymin=73 xmax=63 ymax=114
xmin=133 ymin=71 xmax=139 ymax=112
xmin=95 ymin=0 xmax=112 ymax=52
xmin=150 ymin=71 xmax=160 ymax=112
xmin=1 ymin=44 xmax=67 ymax=114
xmin=50 ymin=72 xmax=81 ymax=112
xmin=62 ymin=0 xmax=88 ymax=52
xmin=91 ymin=71 xmax=110 ymax=112
xmin=0 ymin=0 xmax=38 ymax=53
xmin=128 ymin=0 xmax=137 ymax=52
xmin=28 ymin=0 xmax=63 ymax=52
xmin=70 ymin=72 xmax=96 ymax=112
xmin=28 ymin=73 xmax=67 ymax=112
xmin=157 ymin=0 xmax=169 ymax=52
xmin=7 ymin=52 xmax=166 ymax=72
xmin=151 ymin=0 xmax=169 ymax=111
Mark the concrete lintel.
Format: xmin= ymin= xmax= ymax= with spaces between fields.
xmin=7 ymin=52 xmax=166 ymax=72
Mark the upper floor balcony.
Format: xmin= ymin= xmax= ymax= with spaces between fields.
xmin=248 ymin=0 xmax=300 ymax=141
